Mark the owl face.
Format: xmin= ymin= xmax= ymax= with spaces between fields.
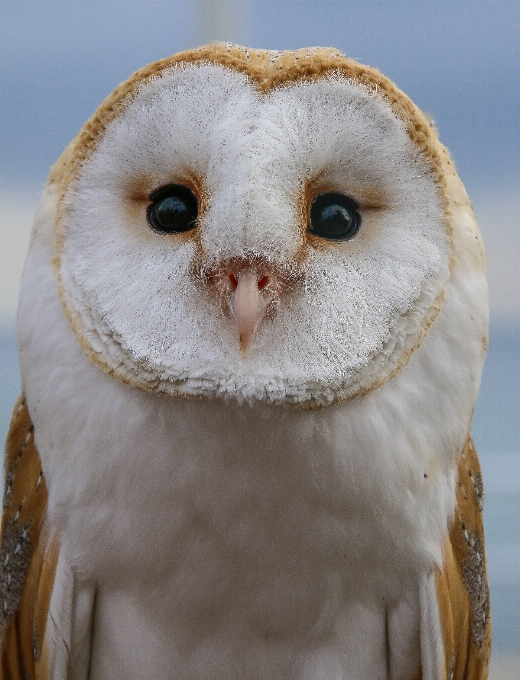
xmin=56 ymin=46 xmax=450 ymax=407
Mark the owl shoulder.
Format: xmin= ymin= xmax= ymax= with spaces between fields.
xmin=435 ymin=435 xmax=491 ymax=680
xmin=1 ymin=396 xmax=58 ymax=678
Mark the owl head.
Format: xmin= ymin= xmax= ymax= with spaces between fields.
xmin=48 ymin=44 xmax=486 ymax=408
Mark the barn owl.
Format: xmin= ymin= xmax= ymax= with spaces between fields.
xmin=1 ymin=44 xmax=490 ymax=679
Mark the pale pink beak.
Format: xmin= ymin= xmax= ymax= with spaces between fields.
xmin=229 ymin=270 xmax=271 ymax=358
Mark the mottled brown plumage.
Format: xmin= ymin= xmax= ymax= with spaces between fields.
xmin=1 ymin=398 xmax=58 ymax=679
xmin=435 ymin=438 xmax=491 ymax=678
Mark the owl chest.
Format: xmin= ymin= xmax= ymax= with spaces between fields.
xmin=44 ymin=396 xmax=430 ymax=677
xmin=82 ymin=418 xmax=397 ymax=679
xmin=64 ymin=404 xmax=397 ymax=587
xmin=86 ymin=421 xmax=359 ymax=620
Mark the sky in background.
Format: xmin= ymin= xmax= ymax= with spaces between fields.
xmin=0 ymin=1 xmax=519 ymax=672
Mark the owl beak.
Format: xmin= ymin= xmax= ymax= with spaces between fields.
xmin=229 ymin=270 xmax=270 ymax=359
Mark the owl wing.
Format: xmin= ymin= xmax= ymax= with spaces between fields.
xmin=430 ymin=435 xmax=492 ymax=680
xmin=0 ymin=396 xmax=59 ymax=679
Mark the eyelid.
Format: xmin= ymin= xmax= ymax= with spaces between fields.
xmin=347 ymin=190 xmax=387 ymax=211
xmin=305 ymin=177 xmax=387 ymax=211
xmin=148 ymin=183 xmax=197 ymax=202
xmin=359 ymin=202 xmax=387 ymax=211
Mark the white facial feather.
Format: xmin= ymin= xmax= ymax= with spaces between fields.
xmin=58 ymin=63 xmax=449 ymax=405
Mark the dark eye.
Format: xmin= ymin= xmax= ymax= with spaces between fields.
xmin=308 ymin=192 xmax=361 ymax=241
xmin=147 ymin=184 xmax=198 ymax=234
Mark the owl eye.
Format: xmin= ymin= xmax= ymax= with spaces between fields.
xmin=147 ymin=184 xmax=198 ymax=234
xmin=308 ymin=192 xmax=361 ymax=241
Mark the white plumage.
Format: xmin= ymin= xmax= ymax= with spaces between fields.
xmin=2 ymin=45 xmax=489 ymax=679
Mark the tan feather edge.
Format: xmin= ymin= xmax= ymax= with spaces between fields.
xmin=435 ymin=435 xmax=492 ymax=680
xmin=1 ymin=396 xmax=59 ymax=680
xmin=50 ymin=43 xmax=464 ymax=406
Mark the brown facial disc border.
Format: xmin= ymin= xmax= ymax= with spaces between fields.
xmin=50 ymin=43 xmax=455 ymax=407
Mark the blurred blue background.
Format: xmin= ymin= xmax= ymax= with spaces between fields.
xmin=1 ymin=2 xmax=518 ymax=676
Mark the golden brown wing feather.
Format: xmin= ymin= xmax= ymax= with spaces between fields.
xmin=435 ymin=435 xmax=492 ymax=679
xmin=1 ymin=396 xmax=58 ymax=680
